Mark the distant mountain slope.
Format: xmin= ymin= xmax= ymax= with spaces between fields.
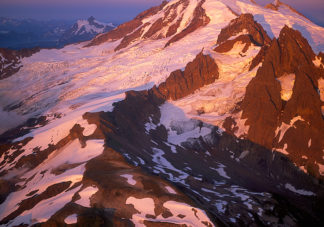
xmin=0 ymin=17 xmax=115 ymax=49
xmin=58 ymin=16 xmax=115 ymax=46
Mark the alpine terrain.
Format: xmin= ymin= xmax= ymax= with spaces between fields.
xmin=58 ymin=16 xmax=115 ymax=47
xmin=0 ymin=0 xmax=324 ymax=226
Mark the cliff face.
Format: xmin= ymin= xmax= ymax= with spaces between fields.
xmin=214 ymin=13 xmax=271 ymax=70
xmin=240 ymin=25 xmax=324 ymax=178
xmin=152 ymin=52 xmax=219 ymax=101
xmin=216 ymin=13 xmax=271 ymax=47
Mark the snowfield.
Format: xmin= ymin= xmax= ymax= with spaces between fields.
xmin=1 ymin=0 xmax=323 ymax=135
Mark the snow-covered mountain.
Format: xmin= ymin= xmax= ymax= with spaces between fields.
xmin=58 ymin=16 xmax=115 ymax=46
xmin=1 ymin=0 xmax=324 ymax=226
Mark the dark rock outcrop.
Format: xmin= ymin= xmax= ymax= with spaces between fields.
xmin=0 ymin=47 xmax=40 ymax=80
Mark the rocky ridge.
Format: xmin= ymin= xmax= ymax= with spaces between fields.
xmin=0 ymin=47 xmax=40 ymax=80
xmin=87 ymin=0 xmax=211 ymax=51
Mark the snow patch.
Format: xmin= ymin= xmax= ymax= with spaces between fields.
xmin=64 ymin=214 xmax=78 ymax=224
xmin=276 ymin=143 xmax=288 ymax=155
xmin=165 ymin=186 xmax=177 ymax=194
xmin=79 ymin=119 xmax=97 ymax=136
xmin=277 ymin=73 xmax=295 ymax=101
xmin=239 ymin=150 xmax=249 ymax=159
xmin=121 ymin=174 xmax=137 ymax=185
xmin=284 ymin=183 xmax=315 ymax=196
xmin=318 ymin=78 xmax=324 ymax=102
xmin=145 ymin=116 xmax=158 ymax=132
xmin=215 ymin=200 xmax=227 ymax=214
xmin=160 ymin=102 xmax=212 ymax=145
xmin=210 ymin=164 xmax=230 ymax=179
xmin=126 ymin=196 xmax=155 ymax=226
xmin=76 ymin=186 xmax=99 ymax=207
xmin=151 ymin=148 xmax=189 ymax=183
xmin=275 ymin=116 xmax=306 ymax=143
xmin=317 ymin=162 xmax=324 ymax=176
xmin=313 ymin=56 xmax=323 ymax=68
xmin=160 ymin=200 xmax=214 ymax=226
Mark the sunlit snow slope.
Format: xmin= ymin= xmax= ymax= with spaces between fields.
xmin=1 ymin=0 xmax=323 ymax=134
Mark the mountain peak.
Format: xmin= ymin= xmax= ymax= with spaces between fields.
xmin=265 ymin=0 xmax=308 ymax=20
xmin=58 ymin=17 xmax=115 ymax=46
xmin=87 ymin=16 xmax=95 ymax=23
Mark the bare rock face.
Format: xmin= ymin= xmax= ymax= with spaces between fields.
xmin=87 ymin=0 xmax=210 ymax=51
xmin=214 ymin=14 xmax=271 ymax=71
xmin=214 ymin=34 xmax=253 ymax=53
xmin=153 ymin=51 xmax=219 ymax=100
xmin=216 ymin=14 xmax=271 ymax=47
xmin=240 ymin=25 xmax=324 ymax=179
xmin=114 ymin=0 xmax=190 ymax=51
xmin=164 ymin=0 xmax=210 ymax=47
xmin=0 ymin=47 xmax=40 ymax=80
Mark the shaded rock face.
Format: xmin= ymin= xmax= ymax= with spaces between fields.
xmin=0 ymin=47 xmax=40 ymax=80
xmin=240 ymin=25 xmax=324 ymax=179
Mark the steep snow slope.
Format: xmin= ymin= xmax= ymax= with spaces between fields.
xmin=1 ymin=0 xmax=324 ymax=226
